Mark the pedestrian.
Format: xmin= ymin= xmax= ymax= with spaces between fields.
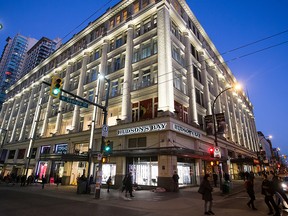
xmin=106 ymin=176 xmax=112 ymax=193
xmin=212 ymin=173 xmax=218 ymax=187
xmin=172 ymin=171 xmax=179 ymax=192
xmin=41 ymin=175 xmax=47 ymax=189
xmin=198 ymin=174 xmax=215 ymax=215
xmin=245 ymin=175 xmax=257 ymax=210
xmin=20 ymin=175 xmax=26 ymax=186
xmin=125 ymin=172 xmax=134 ymax=198
xmin=261 ymin=173 xmax=280 ymax=216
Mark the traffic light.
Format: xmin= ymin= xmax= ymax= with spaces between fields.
xmin=50 ymin=76 xmax=63 ymax=98
xmin=103 ymin=140 xmax=112 ymax=155
xmin=209 ymin=147 xmax=214 ymax=157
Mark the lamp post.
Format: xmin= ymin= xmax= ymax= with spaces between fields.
xmin=95 ymin=75 xmax=110 ymax=199
xmin=211 ymin=84 xmax=241 ymax=190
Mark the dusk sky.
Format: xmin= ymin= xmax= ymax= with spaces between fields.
xmin=0 ymin=1 xmax=287 ymax=155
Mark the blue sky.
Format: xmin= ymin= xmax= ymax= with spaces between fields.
xmin=0 ymin=0 xmax=287 ymax=155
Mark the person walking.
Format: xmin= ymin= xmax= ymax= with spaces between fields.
xmin=272 ymin=174 xmax=288 ymax=208
xmin=172 ymin=171 xmax=179 ymax=192
xmin=106 ymin=176 xmax=112 ymax=193
xmin=125 ymin=172 xmax=134 ymax=198
xmin=262 ymin=173 xmax=280 ymax=216
xmin=245 ymin=175 xmax=257 ymax=210
xmin=198 ymin=174 xmax=215 ymax=215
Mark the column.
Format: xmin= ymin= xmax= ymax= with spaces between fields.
xmin=243 ymin=109 xmax=252 ymax=150
xmin=0 ymin=102 xmax=11 ymax=129
xmin=55 ymin=64 xmax=72 ymax=134
xmin=157 ymin=4 xmax=174 ymax=113
xmin=199 ymin=53 xmax=212 ymax=115
xmin=72 ymin=53 xmax=89 ymax=132
xmin=6 ymin=99 xmax=17 ymax=132
xmin=121 ymin=25 xmax=134 ymax=123
xmin=223 ymin=91 xmax=233 ymax=142
xmin=19 ymin=88 xmax=36 ymax=140
xmin=41 ymin=78 xmax=53 ymax=137
xmin=10 ymin=95 xmax=24 ymax=142
xmin=95 ymin=40 xmax=109 ymax=126
xmin=229 ymin=93 xmax=240 ymax=144
xmin=236 ymin=101 xmax=246 ymax=148
xmin=0 ymin=103 xmax=8 ymax=124
xmin=184 ymin=32 xmax=198 ymax=125
xmin=211 ymin=69 xmax=221 ymax=113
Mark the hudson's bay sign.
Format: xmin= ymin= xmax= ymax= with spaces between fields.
xmin=117 ymin=123 xmax=167 ymax=135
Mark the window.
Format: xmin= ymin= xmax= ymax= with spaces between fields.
xmin=111 ymin=80 xmax=118 ymax=97
xmin=143 ymin=19 xmax=151 ymax=33
xmin=174 ymin=71 xmax=181 ymax=91
xmin=128 ymin=137 xmax=147 ymax=148
xmin=94 ymin=49 xmax=100 ymax=59
xmin=195 ymin=88 xmax=204 ymax=107
xmin=132 ymin=72 xmax=139 ymax=90
xmin=110 ymin=39 xmax=115 ymax=51
xmin=142 ymin=43 xmax=151 ymax=59
xmin=142 ymin=69 xmax=151 ymax=87
xmin=142 ymin=0 xmax=149 ymax=8
xmin=8 ymin=150 xmax=16 ymax=159
xmin=88 ymin=90 xmax=94 ymax=101
xmin=110 ymin=19 xmax=114 ymax=29
xmin=123 ymin=10 xmax=128 ymax=20
xmin=17 ymin=149 xmax=26 ymax=159
xmin=133 ymin=1 xmax=140 ymax=13
xmin=116 ymin=14 xmax=121 ymax=24
xmin=116 ymin=36 xmax=123 ymax=48
xmin=193 ymin=66 xmax=202 ymax=83
xmin=41 ymin=146 xmax=51 ymax=154
xmin=114 ymin=57 xmax=121 ymax=71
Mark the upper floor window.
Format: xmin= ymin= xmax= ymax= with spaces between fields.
xmin=195 ymin=88 xmax=204 ymax=107
xmin=133 ymin=1 xmax=140 ymax=13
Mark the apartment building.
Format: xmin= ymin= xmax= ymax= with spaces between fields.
xmin=0 ymin=0 xmax=259 ymax=190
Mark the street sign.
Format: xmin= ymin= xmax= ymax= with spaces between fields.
xmin=214 ymin=147 xmax=221 ymax=158
xmin=102 ymin=124 xmax=108 ymax=137
xmin=60 ymin=95 xmax=88 ymax=108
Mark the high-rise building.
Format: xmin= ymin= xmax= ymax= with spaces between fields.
xmin=0 ymin=34 xmax=37 ymax=108
xmin=21 ymin=37 xmax=61 ymax=77
xmin=0 ymin=0 xmax=260 ymax=189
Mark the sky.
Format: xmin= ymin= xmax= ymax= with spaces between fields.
xmin=0 ymin=0 xmax=287 ymax=154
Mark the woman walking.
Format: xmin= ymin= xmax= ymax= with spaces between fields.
xmin=198 ymin=174 xmax=215 ymax=215
xmin=245 ymin=175 xmax=257 ymax=210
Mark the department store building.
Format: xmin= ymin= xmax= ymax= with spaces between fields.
xmin=0 ymin=0 xmax=259 ymax=190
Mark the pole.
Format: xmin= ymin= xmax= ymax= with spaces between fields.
xmin=95 ymin=78 xmax=110 ymax=199
xmin=87 ymin=78 xmax=100 ymax=192
xmin=212 ymin=87 xmax=232 ymax=191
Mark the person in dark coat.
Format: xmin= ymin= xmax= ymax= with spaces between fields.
xmin=199 ymin=174 xmax=214 ymax=215
xmin=172 ymin=171 xmax=180 ymax=192
xmin=262 ymin=173 xmax=280 ymax=216
xmin=106 ymin=176 xmax=112 ymax=193
xmin=272 ymin=174 xmax=288 ymax=208
xmin=125 ymin=172 xmax=134 ymax=198
xmin=245 ymin=175 xmax=257 ymax=210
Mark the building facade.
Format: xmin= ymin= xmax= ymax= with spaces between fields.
xmin=21 ymin=37 xmax=61 ymax=77
xmin=0 ymin=0 xmax=259 ymax=190
xmin=0 ymin=34 xmax=37 ymax=108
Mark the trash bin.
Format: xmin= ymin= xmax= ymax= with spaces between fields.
xmin=222 ymin=181 xmax=230 ymax=194
xmin=77 ymin=180 xmax=87 ymax=194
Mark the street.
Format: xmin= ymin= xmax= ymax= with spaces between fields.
xmin=1 ymin=177 xmax=288 ymax=216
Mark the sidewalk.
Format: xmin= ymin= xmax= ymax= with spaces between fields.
xmin=0 ymin=178 xmax=248 ymax=216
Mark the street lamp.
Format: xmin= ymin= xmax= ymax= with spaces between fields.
xmin=211 ymin=83 xmax=241 ymax=190
xmin=95 ymin=75 xmax=110 ymax=199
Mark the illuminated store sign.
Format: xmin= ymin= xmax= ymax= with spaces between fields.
xmin=117 ymin=123 xmax=167 ymax=135
xmin=172 ymin=123 xmax=201 ymax=139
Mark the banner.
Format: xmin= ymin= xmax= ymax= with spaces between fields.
xmin=216 ymin=113 xmax=226 ymax=134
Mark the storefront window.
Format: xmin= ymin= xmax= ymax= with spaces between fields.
xmin=102 ymin=164 xmax=116 ymax=184
xmin=128 ymin=157 xmax=158 ymax=186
